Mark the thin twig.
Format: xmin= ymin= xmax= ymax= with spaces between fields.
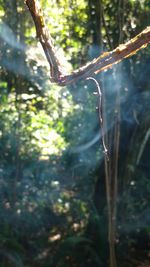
xmin=86 ymin=77 xmax=109 ymax=160
xmin=86 ymin=77 xmax=117 ymax=267
xmin=136 ymin=127 xmax=150 ymax=165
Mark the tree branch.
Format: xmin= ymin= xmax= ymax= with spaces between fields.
xmin=25 ymin=0 xmax=150 ymax=86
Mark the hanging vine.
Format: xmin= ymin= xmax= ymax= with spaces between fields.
xmin=24 ymin=1 xmax=150 ymax=267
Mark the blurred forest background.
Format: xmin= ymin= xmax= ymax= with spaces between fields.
xmin=0 ymin=0 xmax=150 ymax=267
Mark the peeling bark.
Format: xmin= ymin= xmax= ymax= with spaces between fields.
xmin=25 ymin=0 xmax=150 ymax=86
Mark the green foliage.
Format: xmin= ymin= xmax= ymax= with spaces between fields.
xmin=41 ymin=0 xmax=88 ymax=64
xmin=53 ymin=236 xmax=102 ymax=267
xmin=0 ymin=0 xmax=150 ymax=267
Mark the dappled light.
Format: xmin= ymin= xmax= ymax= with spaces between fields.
xmin=0 ymin=1 xmax=150 ymax=267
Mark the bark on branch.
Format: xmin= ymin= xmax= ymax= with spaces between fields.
xmin=25 ymin=0 xmax=150 ymax=86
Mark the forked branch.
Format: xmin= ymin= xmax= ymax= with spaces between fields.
xmin=25 ymin=0 xmax=150 ymax=86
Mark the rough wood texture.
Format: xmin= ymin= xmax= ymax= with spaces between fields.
xmin=25 ymin=0 xmax=150 ymax=86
